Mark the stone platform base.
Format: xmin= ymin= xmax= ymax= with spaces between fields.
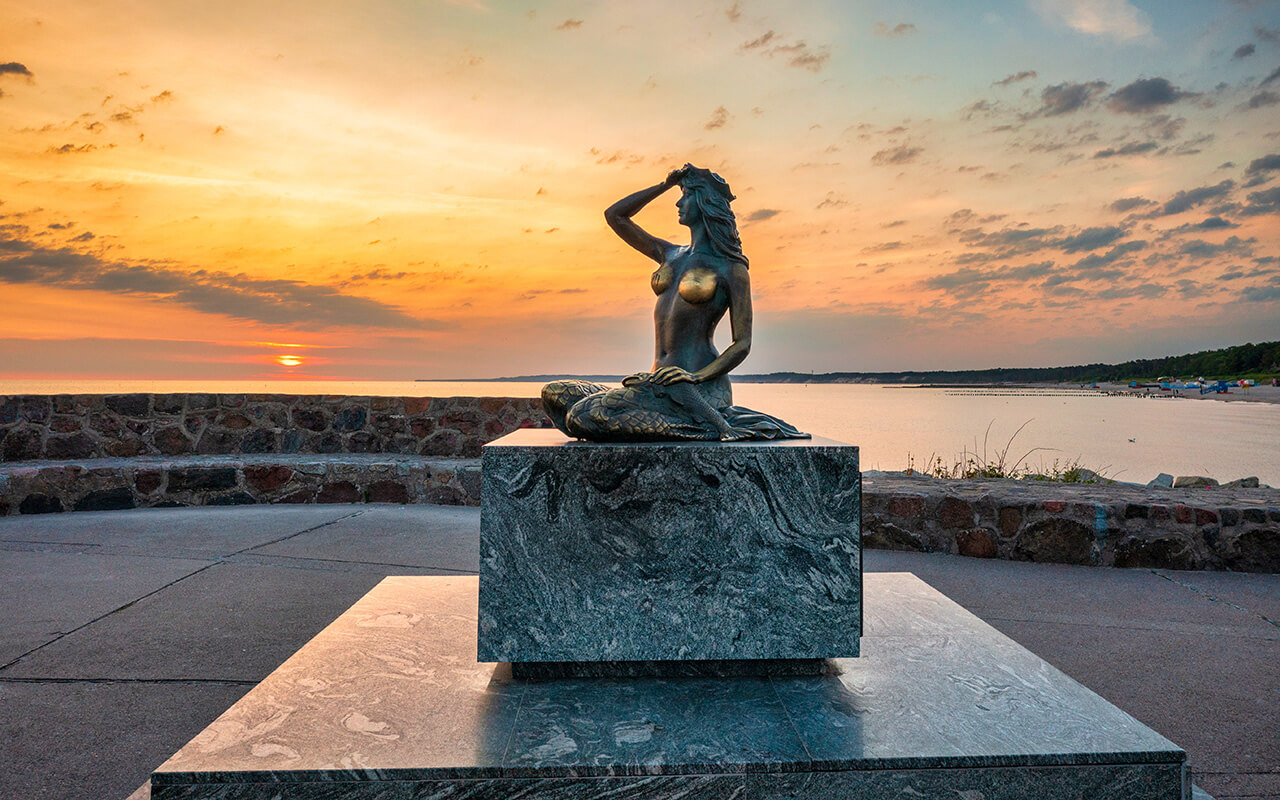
xmin=148 ymin=574 xmax=1189 ymax=799
xmin=511 ymin=657 xmax=830 ymax=679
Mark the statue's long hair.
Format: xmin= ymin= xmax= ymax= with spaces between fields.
xmin=682 ymin=167 xmax=749 ymax=269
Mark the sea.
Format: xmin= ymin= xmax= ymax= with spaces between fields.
xmin=4 ymin=380 xmax=1278 ymax=486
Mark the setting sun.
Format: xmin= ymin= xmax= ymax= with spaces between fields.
xmin=276 ymin=354 xmax=303 ymax=368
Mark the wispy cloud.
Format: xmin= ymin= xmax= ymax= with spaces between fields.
xmin=1093 ymin=141 xmax=1158 ymax=158
xmin=993 ymin=70 xmax=1038 ymax=87
xmin=1031 ymin=0 xmax=1152 ymax=40
xmin=871 ymin=144 xmax=923 ymax=166
xmin=1149 ymin=180 xmax=1235 ymax=216
xmin=739 ymin=31 xmax=830 ymax=72
xmin=0 ymin=230 xmax=428 ymax=330
xmin=874 ymin=22 xmax=917 ymax=38
xmin=705 ymin=106 xmax=731 ymax=130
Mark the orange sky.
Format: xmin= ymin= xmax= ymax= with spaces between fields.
xmin=1 ymin=0 xmax=1278 ymax=381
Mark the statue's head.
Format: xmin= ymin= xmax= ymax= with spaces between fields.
xmin=676 ymin=164 xmax=747 ymax=267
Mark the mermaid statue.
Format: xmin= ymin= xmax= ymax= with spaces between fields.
xmin=542 ymin=165 xmax=809 ymax=442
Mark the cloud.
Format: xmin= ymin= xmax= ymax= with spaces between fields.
xmin=1241 ymin=285 xmax=1280 ymax=302
xmin=555 ymin=19 xmax=583 ymax=30
xmin=1058 ymin=226 xmax=1126 ymax=253
xmin=1177 ymin=216 xmax=1240 ymax=232
xmin=739 ymin=31 xmax=830 ymax=72
xmin=1245 ymin=91 xmax=1279 ymax=109
xmin=993 ymin=70 xmax=1037 ymax=87
xmin=726 ymin=2 xmax=742 ymax=22
xmin=1151 ymin=180 xmax=1235 ymax=216
xmin=1032 ymin=0 xmax=1151 ymax=40
xmin=1071 ymin=239 xmax=1147 ymax=270
xmin=921 ymin=261 xmax=1057 ymax=294
xmin=1234 ymin=43 xmax=1256 ymax=59
xmin=746 ymin=209 xmax=781 ymax=222
xmin=0 ymin=231 xmax=427 ymax=329
xmin=1257 ymin=26 xmax=1279 ymax=43
xmin=47 ymin=143 xmax=104 ymax=155
xmin=1260 ymin=66 xmax=1280 ymax=87
xmin=1034 ymin=80 xmax=1108 ymax=116
xmin=741 ymin=31 xmax=779 ymax=50
xmin=1177 ymin=236 xmax=1254 ymax=258
xmin=705 ymin=106 xmax=730 ymax=130
xmin=1245 ymin=153 xmax=1280 ymax=178
xmin=874 ymin=22 xmax=917 ymax=38
xmin=1093 ymin=141 xmax=1158 ymax=158
xmin=871 ymin=144 xmax=922 ymax=166
xmin=0 ymin=62 xmax=32 ymax=77
xmin=1106 ymin=78 xmax=1197 ymax=114
xmin=1241 ymin=186 xmax=1280 ymax=216
xmin=1109 ymin=196 xmax=1152 ymax=213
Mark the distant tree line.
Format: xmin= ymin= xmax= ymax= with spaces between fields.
xmin=739 ymin=341 xmax=1280 ymax=384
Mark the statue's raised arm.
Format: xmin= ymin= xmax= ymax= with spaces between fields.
xmin=603 ymin=167 xmax=688 ymax=264
xmin=542 ymin=165 xmax=809 ymax=443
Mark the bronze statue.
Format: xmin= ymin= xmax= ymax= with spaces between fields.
xmin=542 ymin=165 xmax=809 ymax=442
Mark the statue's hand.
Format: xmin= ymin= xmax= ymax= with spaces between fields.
xmin=663 ymin=165 xmax=689 ymax=189
xmin=650 ymin=366 xmax=695 ymax=385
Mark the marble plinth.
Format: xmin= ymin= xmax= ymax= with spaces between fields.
xmin=149 ymin=574 xmax=1190 ymax=800
xmin=478 ymin=429 xmax=862 ymax=665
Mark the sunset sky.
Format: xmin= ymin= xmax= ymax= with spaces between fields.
xmin=1 ymin=0 xmax=1278 ymax=381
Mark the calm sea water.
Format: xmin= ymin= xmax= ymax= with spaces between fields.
xmin=4 ymin=380 xmax=1278 ymax=485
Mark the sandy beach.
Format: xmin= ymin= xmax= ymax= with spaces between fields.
xmin=1085 ymin=382 xmax=1280 ymax=405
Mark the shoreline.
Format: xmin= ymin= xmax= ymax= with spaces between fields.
xmin=885 ymin=381 xmax=1280 ymax=405
xmin=1066 ymin=381 xmax=1280 ymax=405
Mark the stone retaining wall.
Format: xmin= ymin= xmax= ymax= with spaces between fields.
xmin=0 ymin=455 xmax=482 ymax=514
xmin=2 ymin=454 xmax=1276 ymax=572
xmin=0 ymin=394 xmax=549 ymax=461
xmin=863 ymin=473 xmax=1280 ymax=573
xmin=2 ymin=393 xmax=1276 ymax=572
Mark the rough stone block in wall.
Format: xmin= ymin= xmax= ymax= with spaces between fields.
xmin=0 ymin=394 xmax=551 ymax=461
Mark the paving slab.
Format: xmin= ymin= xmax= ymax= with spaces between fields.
xmin=0 ymin=548 xmax=212 ymax=665
xmin=865 ymin=550 xmax=1279 ymax=640
xmin=0 ymin=505 xmax=362 ymax=559
xmin=1155 ymin=569 xmax=1280 ymax=626
xmin=0 ymin=506 xmax=1270 ymax=800
xmin=249 ymin=504 xmax=480 ymax=573
xmin=990 ymin=619 xmax=1278 ymax=800
xmin=0 ymin=679 xmax=251 ymax=800
xmin=4 ymin=563 xmax=397 ymax=681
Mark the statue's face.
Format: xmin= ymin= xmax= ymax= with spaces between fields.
xmin=676 ymin=190 xmax=698 ymax=226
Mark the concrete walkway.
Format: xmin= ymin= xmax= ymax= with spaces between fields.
xmin=0 ymin=506 xmax=1276 ymax=800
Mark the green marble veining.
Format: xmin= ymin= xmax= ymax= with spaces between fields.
xmin=151 ymin=574 xmax=1188 ymax=799
xmin=478 ymin=429 xmax=862 ymax=664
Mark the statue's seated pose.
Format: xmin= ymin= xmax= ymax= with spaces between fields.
xmin=542 ymin=165 xmax=809 ymax=442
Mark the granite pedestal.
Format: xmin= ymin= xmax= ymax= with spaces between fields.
xmin=148 ymin=574 xmax=1190 ymax=799
xmin=478 ymin=429 xmax=862 ymax=669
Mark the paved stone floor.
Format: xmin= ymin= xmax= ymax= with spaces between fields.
xmin=0 ymin=505 xmax=1276 ymax=800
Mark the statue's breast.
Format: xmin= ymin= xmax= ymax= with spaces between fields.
xmin=651 ymin=264 xmax=673 ymax=295
xmin=677 ymin=267 xmax=719 ymax=305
